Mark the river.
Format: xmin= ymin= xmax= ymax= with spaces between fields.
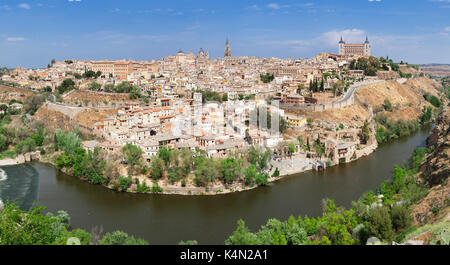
xmin=0 ymin=125 xmax=431 ymax=244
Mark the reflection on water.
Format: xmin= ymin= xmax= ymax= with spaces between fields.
xmin=0 ymin=125 xmax=431 ymax=244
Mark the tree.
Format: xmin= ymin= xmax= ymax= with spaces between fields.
xmin=221 ymin=158 xmax=241 ymax=184
xmin=118 ymin=176 xmax=132 ymax=191
xmin=260 ymin=73 xmax=274 ymax=83
xmin=24 ymin=94 xmax=46 ymax=115
xmin=390 ymin=205 xmax=412 ymax=232
xmin=122 ymin=144 xmax=142 ymax=167
xmin=365 ymin=206 xmax=395 ymax=241
xmin=88 ymin=82 xmax=102 ymax=91
xmin=0 ymin=134 xmax=8 ymax=152
xmin=194 ymin=158 xmax=220 ymax=188
xmin=288 ymin=142 xmax=297 ymax=158
xmin=297 ymin=136 xmax=304 ymax=150
xmin=54 ymin=129 xmax=81 ymax=154
xmin=57 ymin=79 xmax=76 ymax=94
xmin=179 ymin=240 xmax=198 ymax=245
xmin=158 ymin=147 xmax=171 ymax=166
xmin=333 ymin=80 xmax=345 ymax=97
xmin=0 ymin=203 xmax=72 ymax=245
xmin=244 ymin=164 xmax=258 ymax=185
xmin=225 ymin=220 xmax=259 ymax=245
xmin=31 ymin=126 xmax=45 ymax=146
xmin=98 ymin=231 xmax=148 ymax=245
xmin=419 ymin=106 xmax=432 ymax=125
xmin=360 ymin=120 xmax=370 ymax=144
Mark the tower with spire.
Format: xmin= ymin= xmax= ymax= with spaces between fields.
xmin=364 ymin=36 xmax=371 ymax=56
xmin=224 ymin=39 xmax=231 ymax=58
xmin=338 ymin=36 xmax=346 ymax=55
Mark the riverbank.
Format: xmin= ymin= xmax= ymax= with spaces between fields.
xmin=0 ymin=151 xmax=41 ymax=167
xmin=0 ymin=130 xmax=382 ymax=196
xmin=0 ymin=124 xmax=433 ymax=244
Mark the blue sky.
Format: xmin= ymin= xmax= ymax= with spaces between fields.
xmin=1 ymin=0 xmax=449 ymax=68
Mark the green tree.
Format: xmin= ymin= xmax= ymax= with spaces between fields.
xmin=150 ymin=156 xmax=165 ymax=180
xmin=122 ymin=144 xmax=142 ymax=167
xmin=244 ymin=164 xmax=258 ymax=186
xmin=221 ymin=158 xmax=241 ymax=184
xmin=99 ymin=231 xmax=148 ymax=245
xmin=88 ymin=82 xmax=102 ymax=91
xmin=57 ymin=78 xmax=76 ymax=94
xmin=365 ymin=206 xmax=395 ymax=242
xmin=287 ymin=142 xmax=297 ymax=158
xmin=390 ymin=205 xmax=412 ymax=233
xmin=225 ymin=219 xmax=259 ymax=245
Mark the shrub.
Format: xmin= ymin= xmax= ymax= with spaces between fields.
xmin=383 ymin=99 xmax=393 ymax=112
xmin=390 ymin=205 xmax=412 ymax=232
xmin=152 ymin=182 xmax=163 ymax=193
xmin=118 ymin=176 xmax=132 ymax=192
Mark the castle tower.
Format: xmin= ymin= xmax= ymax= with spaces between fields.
xmin=224 ymin=39 xmax=231 ymax=58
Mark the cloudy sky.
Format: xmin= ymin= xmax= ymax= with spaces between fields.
xmin=1 ymin=0 xmax=449 ymax=68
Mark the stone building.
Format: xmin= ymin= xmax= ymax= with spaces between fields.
xmin=338 ymin=36 xmax=371 ymax=57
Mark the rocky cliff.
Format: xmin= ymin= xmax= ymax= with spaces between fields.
xmin=411 ymin=103 xmax=449 ymax=225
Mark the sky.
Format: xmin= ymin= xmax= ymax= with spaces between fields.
xmin=0 ymin=0 xmax=449 ymax=68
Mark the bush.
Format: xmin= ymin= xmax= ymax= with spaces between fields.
xmin=423 ymin=93 xmax=441 ymax=108
xmin=152 ymin=182 xmax=163 ymax=193
xmin=99 ymin=231 xmax=148 ymax=245
xmin=390 ymin=205 xmax=412 ymax=232
xmin=118 ymin=176 xmax=132 ymax=192
xmin=365 ymin=207 xmax=396 ymax=242
xmin=383 ymin=99 xmax=393 ymax=112
xmin=136 ymin=180 xmax=150 ymax=193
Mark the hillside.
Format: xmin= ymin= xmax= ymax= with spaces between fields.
xmin=403 ymin=105 xmax=450 ymax=244
xmin=289 ymin=77 xmax=441 ymax=126
xmin=61 ymin=90 xmax=131 ymax=107
xmin=356 ymin=77 xmax=440 ymax=120
xmin=0 ymin=85 xmax=34 ymax=103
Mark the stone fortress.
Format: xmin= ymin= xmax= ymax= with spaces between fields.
xmin=338 ymin=36 xmax=371 ymax=57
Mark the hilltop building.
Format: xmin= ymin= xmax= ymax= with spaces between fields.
xmin=338 ymin=36 xmax=371 ymax=57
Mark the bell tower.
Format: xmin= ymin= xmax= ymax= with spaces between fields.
xmin=224 ymin=39 xmax=231 ymax=58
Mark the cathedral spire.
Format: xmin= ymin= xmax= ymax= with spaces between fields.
xmin=224 ymin=38 xmax=231 ymax=58
xmin=339 ymin=36 xmax=345 ymax=44
xmin=365 ymin=35 xmax=370 ymax=44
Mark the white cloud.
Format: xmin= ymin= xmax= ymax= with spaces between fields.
xmin=68 ymin=0 xmax=82 ymax=2
xmin=246 ymin=5 xmax=261 ymax=11
xmin=0 ymin=5 xmax=11 ymax=11
xmin=267 ymin=3 xmax=280 ymax=10
xmin=7 ymin=37 xmax=25 ymax=41
xmin=18 ymin=3 xmax=31 ymax=9
xmin=269 ymin=29 xmax=367 ymax=47
xmin=445 ymin=26 xmax=450 ymax=31
xmin=368 ymin=0 xmax=382 ymax=2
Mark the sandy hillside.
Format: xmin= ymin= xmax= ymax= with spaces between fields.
xmin=62 ymin=90 xmax=131 ymax=106
xmin=34 ymin=105 xmax=74 ymax=131
xmin=74 ymin=108 xmax=119 ymax=128
xmin=0 ymin=85 xmax=34 ymax=103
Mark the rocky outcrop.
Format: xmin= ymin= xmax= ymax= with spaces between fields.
xmin=422 ymin=104 xmax=449 ymax=186
xmin=411 ymin=104 xmax=449 ymax=224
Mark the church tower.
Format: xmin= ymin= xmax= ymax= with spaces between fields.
xmin=224 ymin=39 xmax=231 ymax=58
xmin=364 ymin=36 xmax=371 ymax=56
xmin=338 ymin=36 xmax=345 ymax=55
